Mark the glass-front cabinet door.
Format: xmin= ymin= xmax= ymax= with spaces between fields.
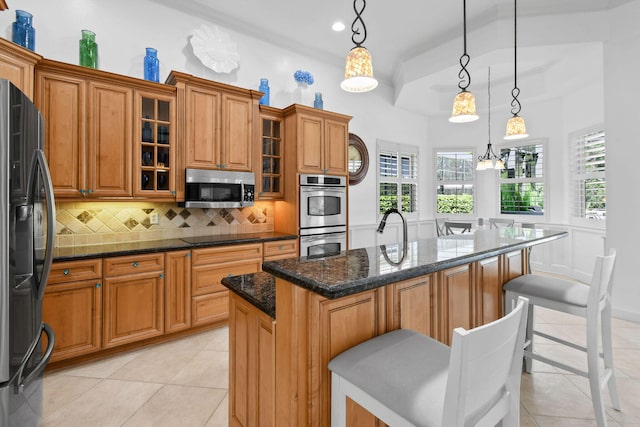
xmin=134 ymin=90 xmax=176 ymax=198
xmin=258 ymin=106 xmax=283 ymax=199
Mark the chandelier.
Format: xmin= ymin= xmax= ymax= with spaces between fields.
xmin=477 ymin=68 xmax=505 ymax=170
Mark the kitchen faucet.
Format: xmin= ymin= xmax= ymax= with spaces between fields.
xmin=377 ymin=208 xmax=408 ymax=251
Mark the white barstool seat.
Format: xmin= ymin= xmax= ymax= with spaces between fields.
xmin=503 ymin=249 xmax=619 ymax=427
xmin=329 ymin=297 xmax=529 ymax=427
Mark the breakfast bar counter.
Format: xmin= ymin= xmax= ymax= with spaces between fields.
xmin=225 ymin=227 xmax=567 ymax=427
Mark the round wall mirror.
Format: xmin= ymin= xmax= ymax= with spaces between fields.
xmin=348 ymin=133 xmax=369 ymax=186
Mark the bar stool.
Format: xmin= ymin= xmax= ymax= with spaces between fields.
xmin=329 ymin=297 xmax=530 ymax=426
xmin=503 ymin=249 xmax=619 ymax=427
xmin=489 ymin=217 xmax=515 ymax=229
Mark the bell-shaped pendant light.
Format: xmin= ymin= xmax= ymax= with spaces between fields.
xmin=341 ymin=0 xmax=378 ymax=93
xmin=504 ymin=0 xmax=529 ymax=139
xmin=450 ymin=0 xmax=479 ymax=123
xmin=477 ymin=68 xmax=505 ymax=170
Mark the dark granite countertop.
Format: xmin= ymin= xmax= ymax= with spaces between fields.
xmin=221 ymin=272 xmax=276 ymax=319
xmin=263 ymin=227 xmax=568 ymax=300
xmin=52 ymin=232 xmax=297 ymax=261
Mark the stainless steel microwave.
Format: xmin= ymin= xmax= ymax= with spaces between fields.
xmin=183 ymin=169 xmax=255 ymax=208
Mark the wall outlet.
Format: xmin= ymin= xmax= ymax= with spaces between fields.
xmin=150 ymin=213 xmax=159 ymax=224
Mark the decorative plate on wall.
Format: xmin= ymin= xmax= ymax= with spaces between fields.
xmin=348 ymin=133 xmax=369 ymax=186
xmin=189 ymin=24 xmax=240 ymax=73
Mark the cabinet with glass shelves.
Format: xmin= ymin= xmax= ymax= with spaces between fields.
xmin=258 ymin=106 xmax=284 ymax=199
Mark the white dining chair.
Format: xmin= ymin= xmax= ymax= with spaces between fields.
xmin=435 ymin=218 xmax=448 ymax=237
xmin=503 ymin=249 xmax=619 ymax=427
xmin=444 ymin=221 xmax=472 ymax=235
xmin=329 ymin=297 xmax=530 ymax=427
xmin=489 ymin=217 xmax=515 ymax=229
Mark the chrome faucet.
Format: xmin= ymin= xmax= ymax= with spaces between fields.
xmin=377 ymin=208 xmax=408 ymax=250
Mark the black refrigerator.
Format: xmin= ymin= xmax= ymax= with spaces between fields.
xmin=0 ymin=79 xmax=56 ymax=426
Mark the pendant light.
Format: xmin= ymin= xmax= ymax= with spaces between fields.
xmin=341 ymin=0 xmax=378 ymax=93
xmin=504 ymin=0 xmax=529 ymax=139
xmin=477 ymin=68 xmax=505 ymax=170
xmin=450 ymin=0 xmax=479 ymax=123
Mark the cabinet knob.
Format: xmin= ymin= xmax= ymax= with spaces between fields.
xmin=79 ymin=189 xmax=85 ymax=194
xmin=227 ymin=273 xmax=233 ymax=277
xmin=186 ymin=253 xmax=191 ymax=257
xmin=63 ymin=269 xmax=70 ymax=275
xmin=87 ymin=189 xmax=93 ymax=194
xmin=95 ymin=283 xmax=101 ymax=288
xmin=159 ymin=274 xmax=164 ymax=279
xmin=133 ymin=261 xmax=139 ymax=267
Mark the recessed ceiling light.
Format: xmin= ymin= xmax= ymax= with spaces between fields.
xmin=332 ymin=21 xmax=345 ymax=32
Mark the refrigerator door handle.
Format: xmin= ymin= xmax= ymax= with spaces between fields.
xmin=14 ymin=322 xmax=55 ymax=395
xmin=30 ymin=150 xmax=56 ymax=300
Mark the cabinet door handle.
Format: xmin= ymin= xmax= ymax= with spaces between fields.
xmin=133 ymin=261 xmax=139 ymax=267
xmin=63 ymin=269 xmax=70 ymax=275
xmin=159 ymin=274 xmax=164 ymax=279
xmin=95 ymin=283 xmax=101 ymax=288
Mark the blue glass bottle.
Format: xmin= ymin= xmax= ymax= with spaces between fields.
xmin=314 ymin=92 xmax=324 ymax=109
xmin=12 ymin=10 xmax=35 ymax=51
xmin=79 ymin=30 xmax=98 ymax=69
xmin=259 ymin=78 xmax=270 ymax=106
xmin=144 ymin=48 xmax=160 ymax=82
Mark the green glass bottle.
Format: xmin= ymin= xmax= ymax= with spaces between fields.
xmin=79 ymin=29 xmax=98 ymax=69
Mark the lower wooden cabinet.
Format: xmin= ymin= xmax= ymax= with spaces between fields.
xmin=263 ymin=239 xmax=298 ymax=260
xmin=165 ymin=250 xmax=192 ymax=333
xmin=229 ymin=292 xmax=275 ymax=427
xmin=43 ymin=259 xmax=102 ymax=362
xmin=102 ymin=253 xmax=165 ymax=349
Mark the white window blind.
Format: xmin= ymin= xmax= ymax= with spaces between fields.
xmin=378 ymin=141 xmax=418 ymax=215
xmin=570 ymin=129 xmax=606 ymax=220
xmin=498 ymin=141 xmax=545 ymax=215
xmin=435 ymin=150 xmax=475 ymax=214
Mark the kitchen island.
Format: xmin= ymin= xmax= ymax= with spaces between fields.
xmin=223 ymin=227 xmax=567 ymax=427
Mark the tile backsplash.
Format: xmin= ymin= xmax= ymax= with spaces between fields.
xmin=55 ymin=201 xmax=274 ymax=247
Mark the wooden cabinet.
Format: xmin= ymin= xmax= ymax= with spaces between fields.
xmin=229 ymin=292 xmax=275 ymax=427
xmin=167 ymin=71 xmax=261 ymax=176
xmin=476 ymin=255 xmax=503 ymax=325
xmin=36 ymin=60 xmax=133 ymax=199
xmin=283 ymin=105 xmax=351 ymax=175
xmin=263 ymin=239 xmax=298 ymax=261
xmin=191 ymin=243 xmax=262 ymax=326
xmin=165 ymin=250 xmax=191 ymax=333
xmin=102 ymin=253 xmax=165 ymax=348
xmin=0 ymin=37 xmax=41 ymax=100
xmin=43 ymin=259 xmax=102 ymax=362
xmin=386 ymin=275 xmax=436 ymax=338
xmin=438 ymin=263 xmax=474 ymax=345
xmin=257 ymin=106 xmax=284 ymax=199
xmin=134 ymin=89 xmax=177 ymax=198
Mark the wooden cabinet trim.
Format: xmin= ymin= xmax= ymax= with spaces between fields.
xmin=103 ymin=252 xmax=164 ymax=277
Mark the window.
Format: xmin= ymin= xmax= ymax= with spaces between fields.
xmin=498 ymin=141 xmax=544 ymax=215
xmin=435 ymin=150 xmax=474 ymax=214
xmin=378 ymin=141 xmax=418 ymax=215
xmin=570 ymin=128 xmax=605 ymax=221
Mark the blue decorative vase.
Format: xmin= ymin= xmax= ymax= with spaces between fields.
xmin=79 ymin=30 xmax=98 ymax=69
xmin=12 ymin=10 xmax=35 ymax=51
xmin=144 ymin=48 xmax=160 ymax=82
xmin=314 ymin=92 xmax=324 ymax=109
xmin=259 ymin=78 xmax=270 ymax=106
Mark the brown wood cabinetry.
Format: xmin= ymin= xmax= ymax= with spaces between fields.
xmin=257 ymin=106 xmax=284 ymax=199
xmin=191 ymin=243 xmax=262 ymax=326
xmin=102 ymin=253 xmax=165 ymax=348
xmin=165 ymin=250 xmax=192 ymax=333
xmin=283 ymin=104 xmax=351 ymax=176
xmin=476 ymin=255 xmax=503 ymax=325
xmin=167 ymin=71 xmax=261 ymax=182
xmin=0 ymin=37 xmax=41 ymax=100
xmin=229 ymin=292 xmax=275 ymax=427
xmin=43 ymin=259 xmax=102 ymax=362
xmin=262 ymin=239 xmax=298 ymax=261
xmin=438 ymin=263 xmax=474 ymax=345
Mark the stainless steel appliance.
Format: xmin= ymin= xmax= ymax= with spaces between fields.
xmin=299 ymin=174 xmax=347 ymax=257
xmin=0 ymin=80 xmax=56 ymax=427
xmin=183 ymin=169 xmax=255 ymax=208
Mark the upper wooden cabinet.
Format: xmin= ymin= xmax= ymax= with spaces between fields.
xmin=167 ymin=71 xmax=261 ymax=181
xmin=283 ymin=104 xmax=351 ymax=176
xmin=257 ymin=105 xmax=284 ymax=199
xmin=0 ymin=37 xmax=41 ymax=100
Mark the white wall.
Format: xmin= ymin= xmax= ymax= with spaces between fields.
xmin=2 ymin=0 xmax=637 ymax=321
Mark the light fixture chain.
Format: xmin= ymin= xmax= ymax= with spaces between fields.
xmin=511 ymin=0 xmax=522 ymax=116
xmin=351 ymin=0 xmax=368 ymax=48
xmin=457 ymin=0 xmax=471 ymax=91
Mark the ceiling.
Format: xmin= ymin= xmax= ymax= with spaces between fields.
xmin=150 ymin=0 xmax=629 ymax=116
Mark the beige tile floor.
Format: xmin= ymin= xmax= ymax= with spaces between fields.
xmin=42 ymin=307 xmax=640 ymax=426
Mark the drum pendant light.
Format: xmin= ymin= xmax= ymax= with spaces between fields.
xmin=505 ymin=0 xmax=529 ymax=139
xmin=450 ymin=0 xmax=479 ymax=123
xmin=341 ymin=0 xmax=378 ymax=93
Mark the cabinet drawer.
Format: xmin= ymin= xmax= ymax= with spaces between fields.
xmin=103 ymin=252 xmax=164 ymax=277
xmin=263 ymin=240 xmax=298 ymax=260
xmin=192 ymin=292 xmax=229 ymax=326
xmin=192 ymin=259 xmax=262 ymax=296
xmin=49 ymin=259 xmax=102 ymax=284
xmin=192 ymin=243 xmax=262 ymax=265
